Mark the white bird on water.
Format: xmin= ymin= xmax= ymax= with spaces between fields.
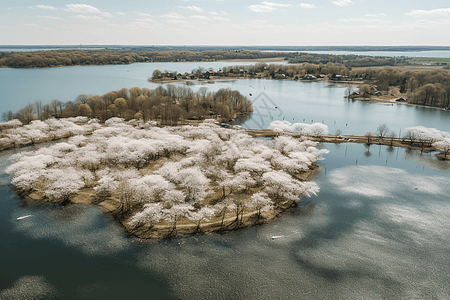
xmin=16 ymin=215 xmax=32 ymax=220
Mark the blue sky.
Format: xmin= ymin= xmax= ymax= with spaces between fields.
xmin=1 ymin=0 xmax=450 ymax=45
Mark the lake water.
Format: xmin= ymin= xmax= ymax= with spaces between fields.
xmin=1 ymin=62 xmax=449 ymax=136
xmin=1 ymin=140 xmax=449 ymax=299
xmin=1 ymin=62 xmax=450 ymax=299
xmin=266 ymin=50 xmax=450 ymax=58
xmin=300 ymin=50 xmax=450 ymax=58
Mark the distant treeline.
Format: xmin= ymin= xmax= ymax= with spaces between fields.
xmin=0 ymin=49 xmax=287 ymax=68
xmin=227 ymin=63 xmax=450 ymax=109
xmin=4 ymin=45 xmax=450 ymax=52
xmin=287 ymin=52 xmax=399 ymax=67
xmin=3 ymin=86 xmax=253 ymax=125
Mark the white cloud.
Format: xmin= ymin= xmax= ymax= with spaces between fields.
xmin=138 ymin=18 xmax=156 ymax=23
xmin=37 ymin=15 xmax=61 ymax=20
xmin=72 ymin=15 xmax=105 ymax=22
xmin=214 ymin=16 xmax=229 ymax=21
xmin=34 ymin=5 xmax=57 ymax=10
xmin=165 ymin=19 xmax=187 ymax=24
xmin=365 ymin=13 xmax=386 ymax=17
xmin=127 ymin=18 xmax=157 ymax=28
xmin=178 ymin=5 xmax=204 ymax=12
xmin=331 ymin=0 xmax=353 ymax=7
xmin=339 ymin=18 xmax=385 ymax=23
xmin=299 ymin=3 xmax=315 ymax=9
xmin=406 ymin=8 xmax=450 ymax=17
xmin=116 ymin=12 xmax=125 ymax=16
xmin=134 ymin=11 xmax=151 ymax=17
xmin=161 ymin=12 xmax=185 ymax=19
xmin=24 ymin=23 xmax=41 ymax=27
xmin=208 ymin=10 xmax=228 ymax=15
xmin=249 ymin=1 xmax=292 ymax=12
xmin=101 ymin=12 xmax=114 ymax=18
xmin=66 ymin=4 xmax=101 ymax=14
xmin=191 ymin=15 xmax=211 ymax=21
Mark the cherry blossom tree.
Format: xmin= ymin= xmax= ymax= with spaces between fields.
xmin=128 ymin=203 xmax=164 ymax=231
xmin=115 ymin=180 xmax=137 ymax=216
xmin=221 ymin=171 xmax=256 ymax=195
xmin=6 ymin=117 xmax=328 ymax=236
xmin=234 ymin=157 xmax=271 ymax=177
xmin=247 ymin=192 xmax=274 ymax=219
xmin=175 ymin=167 xmax=210 ymax=203
xmin=43 ymin=168 xmax=84 ymax=204
xmin=132 ymin=175 xmax=175 ymax=204
xmin=262 ymin=170 xmax=318 ymax=205
xmin=163 ymin=203 xmax=195 ymax=233
xmin=433 ymin=139 xmax=450 ymax=158
xmin=214 ymin=201 xmax=230 ymax=229
xmin=187 ymin=206 xmax=216 ymax=232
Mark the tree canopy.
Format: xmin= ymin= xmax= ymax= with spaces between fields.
xmin=6 ymin=118 xmax=329 ymax=237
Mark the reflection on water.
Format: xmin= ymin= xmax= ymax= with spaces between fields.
xmin=0 ymin=275 xmax=55 ymax=300
xmin=1 ymin=140 xmax=450 ymax=299
xmin=12 ymin=205 xmax=130 ymax=256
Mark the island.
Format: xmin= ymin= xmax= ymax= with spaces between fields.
xmin=5 ymin=118 xmax=327 ymax=238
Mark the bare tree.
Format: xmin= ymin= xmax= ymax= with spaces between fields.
xmin=50 ymin=99 xmax=61 ymax=117
xmin=388 ymin=131 xmax=397 ymax=146
xmin=376 ymin=124 xmax=390 ymax=139
xmin=364 ymin=131 xmax=374 ymax=144
xmin=345 ymin=86 xmax=354 ymax=99
xmin=404 ymin=130 xmax=417 ymax=145
xmin=335 ymin=129 xmax=342 ymax=140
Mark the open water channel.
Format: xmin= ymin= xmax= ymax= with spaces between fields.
xmin=1 ymin=61 xmax=450 ymax=299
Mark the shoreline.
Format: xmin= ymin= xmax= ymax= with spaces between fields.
xmin=245 ymin=129 xmax=446 ymax=156
xmin=150 ymin=76 xmax=450 ymax=112
xmin=8 ymin=126 xmax=447 ymax=240
xmin=21 ymin=162 xmax=319 ymax=240
xmin=0 ymin=57 xmax=287 ymax=69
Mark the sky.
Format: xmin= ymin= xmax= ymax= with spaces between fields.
xmin=1 ymin=0 xmax=450 ymax=46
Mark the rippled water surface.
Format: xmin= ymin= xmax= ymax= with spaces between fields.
xmin=2 ymin=61 xmax=450 ymax=299
xmin=1 ymin=141 xmax=449 ymax=299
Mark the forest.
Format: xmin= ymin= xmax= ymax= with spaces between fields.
xmin=2 ymin=85 xmax=253 ymax=125
xmin=221 ymin=63 xmax=450 ymax=109
xmin=287 ymin=52 xmax=399 ymax=67
xmin=5 ymin=118 xmax=328 ymax=238
xmin=0 ymin=49 xmax=287 ymax=68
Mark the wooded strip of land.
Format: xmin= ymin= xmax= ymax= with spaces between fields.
xmin=0 ymin=49 xmax=287 ymax=68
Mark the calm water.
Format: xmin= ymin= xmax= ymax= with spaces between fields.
xmin=0 ymin=61 xmax=265 ymax=117
xmin=1 ymin=62 xmax=450 ymax=299
xmin=182 ymin=79 xmax=450 ymax=135
xmin=297 ymin=50 xmax=450 ymax=58
xmin=1 ymin=141 xmax=449 ymax=299
xmin=2 ymin=62 xmax=449 ymax=136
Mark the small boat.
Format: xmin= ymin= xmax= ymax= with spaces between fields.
xmin=16 ymin=215 xmax=32 ymax=221
xmin=271 ymin=235 xmax=284 ymax=240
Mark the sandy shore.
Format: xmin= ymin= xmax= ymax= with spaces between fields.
xmin=22 ymin=163 xmax=318 ymax=239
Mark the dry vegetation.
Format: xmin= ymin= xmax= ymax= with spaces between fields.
xmin=0 ymin=49 xmax=287 ymax=68
xmin=3 ymin=85 xmax=252 ymax=126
